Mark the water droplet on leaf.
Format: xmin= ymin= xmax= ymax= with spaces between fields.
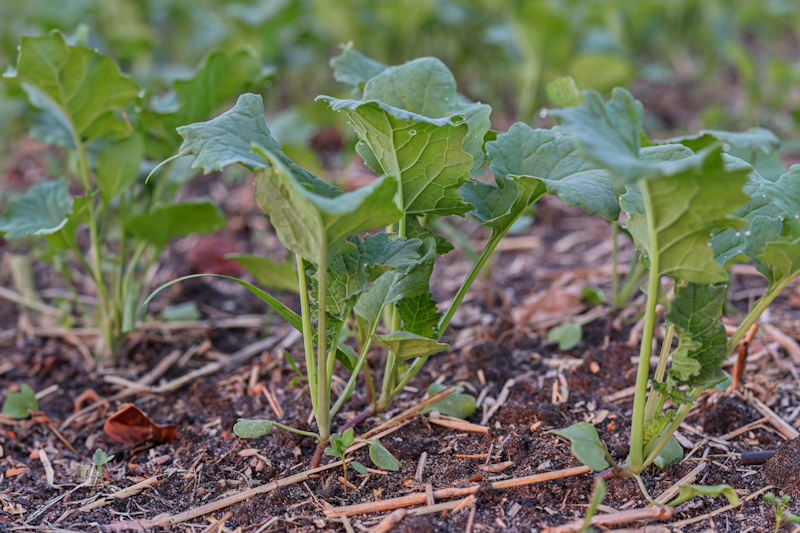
xmin=539 ymin=108 xmax=548 ymax=118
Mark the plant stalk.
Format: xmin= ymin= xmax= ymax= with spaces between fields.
xmin=330 ymin=321 xmax=380 ymax=418
xmin=296 ymin=255 xmax=318 ymax=414
xmin=727 ymin=277 xmax=791 ymax=354
xmin=644 ymin=324 xmax=674 ymax=422
xmin=611 ymin=221 xmax=620 ymax=307
xmin=316 ymin=247 xmax=330 ymax=442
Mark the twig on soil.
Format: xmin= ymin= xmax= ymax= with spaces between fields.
xmin=415 ymin=452 xmax=427 ymax=482
xmin=78 ymin=469 xmax=176 ymax=511
xmin=37 ymin=446 xmax=54 ymax=487
xmin=718 ymin=416 xmax=770 ymax=442
xmin=762 ymin=324 xmax=800 ymax=366
xmin=0 ymin=285 xmax=64 ymax=317
xmin=428 ymin=414 xmax=488 ymax=433
xmin=200 ymin=512 xmax=232 ymax=533
xmin=359 ymin=387 xmax=456 ymax=439
xmin=368 ymin=509 xmax=407 ymax=532
xmin=325 ymin=465 xmax=591 ymax=517
xmin=651 ymin=462 xmax=705 ymax=506
xmin=481 ymin=379 xmax=514 ymax=426
xmin=542 ymin=506 xmax=674 ymax=533
xmin=747 ymin=393 xmax=799 ymax=439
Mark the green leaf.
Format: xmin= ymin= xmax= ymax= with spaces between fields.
xmin=225 ymin=254 xmax=298 ymax=293
xmin=253 ymin=144 xmax=401 ymax=265
xmin=547 ymin=322 xmax=582 ymax=351
xmin=371 ymin=331 xmax=449 ymax=361
xmin=666 ymin=128 xmax=781 ymax=156
xmin=44 ymin=196 xmax=91 ymax=250
xmin=351 ymin=461 xmax=369 ymax=476
xmin=342 ymin=428 xmax=355 ymax=448
xmin=711 ymin=163 xmax=800 ymax=280
xmin=159 ymin=302 xmax=201 ymax=322
xmin=580 ymin=480 xmax=607 ymax=533
xmin=320 ymin=60 xmax=482 ymax=214
xmin=421 ymin=383 xmax=476 ymax=419
xmin=320 ymin=234 xmax=423 ymax=319
xmin=643 ymin=411 xmax=675 ymax=446
xmin=462 ymin=175 xmax=544 ymax=232
xmin=324 ymin=447 xmax=338 ymax=457
xmin=624 ymin=151 xmax=750 ymax=284
xmin=177 ymin=94 xmax=340 ymax=198
xmin=484 ymin=123 xmax=619 ymax=221
xmin=5 ymin=30 xmax=139 ymax=142
xmin=666 ymin=283 xmax=729 ymax=388
xmin=354 ymin=238 xmax=436 ymax=325
xmin=330 ymin=42 xmax=388 ymax=91
xmin=2 ymin=384 xmax=38 ymax=419
xmin=144 ymin=49 xmax=265 ymax=158
xmin=546 ymin=76 xmax=582 ymax=107
xmin=233 ymin=419 xmax=274 ymax=438
xmin=144 ymin=274 xmax=303 ymax=333
xmin=405 ymin=216 xmax=454 ymax=254
xmin=669 ymin=484 xmax=739 ymax=507
xmin=0 ymin=180 xmax=73 ymax=239
xmin=92 ymin=449 xmax=114 ymax=466
xmin=96 ymin=135 xmax=144 ymax=203
xmin=759 ymin=237 xmax=800 ymax=286
xmin=397 ymin=292 xmax=441 ymax=339
xmin=550 ymin=422 xmax=610 ymax=472
xmin=123 ymin=199 xmax=226 ymax=249
xmin=653 ymin=436 xmax=683 ymax=469
xmin=368 ymin=439 xmax=400 ymax=471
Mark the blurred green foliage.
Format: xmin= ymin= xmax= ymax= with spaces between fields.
xmin=2 ymin=0 xmax=800 ymax=157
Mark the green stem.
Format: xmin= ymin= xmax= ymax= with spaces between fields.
xmin=435 ymin=230 xmax=504 ymax=337
xmin=330 ymin=320 xmax=380 ymax=418
xmin=629 ymin=182 xmax=660 ymax=472
xmin=611 ymin=222 xmax=620 ymax=307
xmin=297 ymin=255 xmax=318 ymax=414
xmin=74 ymin=135 xmax=113 ymax=358
xmin=316 ymin=248 xmax=330 ymax=441
xmin=617 ymin=252 xmax=646 ymax=307
xmin=726 ymin=278 xmax=791 ymax=354
xmin=272 ymin=422 xmax=321 ymax=440
xmin=644 ymin=324 xmax=674 ymax=422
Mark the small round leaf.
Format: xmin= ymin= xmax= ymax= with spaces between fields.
xmin=369 ymin=440 xmax=400 ymax=471
xmin=233 ymin=419 xmax=274 ymax=439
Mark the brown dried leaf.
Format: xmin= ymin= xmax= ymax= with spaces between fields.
xmin=103 ymin=404 xmax=178 ymax=445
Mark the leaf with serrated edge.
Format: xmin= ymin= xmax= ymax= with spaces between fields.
xmin=759 ymin=237 xmax=800 ymax=286
xmin=5 ymin=31 xmax=139 ymax=142
xmin=666 ymin=283 xmax=729 ymax=388
xmin=397 ymin=292 xmax=441 ymax=338
xmin=330 ymin=42 xmax=388 ymax=90
xmin=233 ymin=419 xmax=274 ymax=438
xmin=664 ymin=127 xmax=780 ymax=156
xmin=124 ymin=199 xmax=226 ymax=249
xmin=0 ymin=180 xmax=73 ymax=239
xmin=371 ymin=331 xmax=449 ymax=361
xmin=550 ymin=422 xmax=609 ymax=472
xmin=624 ymin=151 xmax=749 ymax=284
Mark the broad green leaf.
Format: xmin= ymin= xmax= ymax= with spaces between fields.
xmin=319 ymin=234 xmax=423 ymax=319
xmin=351 ymin=461 xmax=369 ymax=475
xmin=371 ymin=331 xmax=449 ymax=361
xmin=45 ymin=196 xmax=91 ymax=250
xmin=144 ymin=274 xmax=303 ymax=332
xmin=549 ymin=88 xmax=648 ymax=184
xmin=144 ymin=49 xmax=265 ymax=158
xmin=2 ymin=384 xmax=38 ymax=419
xmin=711 ymin=163 xmax=800 ymax=280
xmin=666 ymin=128 xmax=781 ymax=157
xmin=484 ymin=123 xmax=619 ymax=221
xmin=546 ymin=76 xmax=582 ymax=107
xmin=252 ymin=146 xmax=401 ymax=265
xmin=330 ymin=42 xmax=388 ymax=90
xmin=547 ymin=322 xmax=582 ymax=351
xmin=320 ymin=60 xmax=482 ymax=213
xmin=22 ymin=84 xmax=74 ymax=148
xmin=669 ymin=484 xmax=738 ymax=507
xmin=421 ymin=383 xmax=476 ymax=419
xmin=462 ymin=175 xmax=544 ymax=231
xmin=0 ymin=180 xmax=73 ymax=238
xmin=551 ymin=422 xmax=610 ymax=472
xmin=324 ymin=446 xmax=338 ymax=457
xmin=176 ymin=94 xmax=340 ymax=198
xmin=354 ymin=238 xmax=436 ymax=325
xmin=5 ymin=31 xmax=139 ymax=142
xmin=666 ymin=283 xmax=729 ymax=388
xmin=159 ymin=302 xmax=201 ymax=321
xmin=233 ymin=419 xmax=274 ymax=438
xmin=653 ymin=436 xmax=683 ymax=469
xmin=624 ymin=151 xmax=749 ymax=284
xmin=759 ymin=237 xmax=800 ymax=286
xmin=225 ymin=254 xmax=298 ymax=293
xmin=643 ymin=411 xmax=675 ymax=446
xmin=96 ymin=135 xmax=144 ymax=202
xmin=123 ymin=199 xmax=226 ymax=249
xmin=397 ymin=292 xmax=441 ymax=339
xmin=368 ymin=439 xmax=400 ymax=471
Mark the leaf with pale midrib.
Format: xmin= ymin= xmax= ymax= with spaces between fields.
xmin=0 ymin=180 xmax=73 ymax=239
